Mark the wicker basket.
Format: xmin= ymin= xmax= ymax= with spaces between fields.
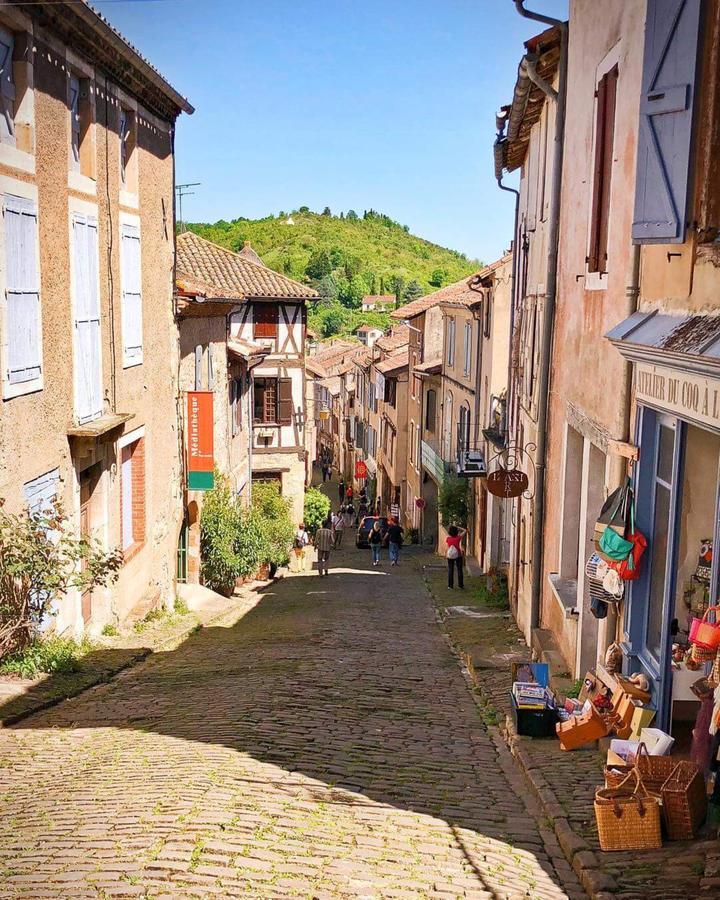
xmin=595 ymin=769 xmax=662 ymax=851
xmin=661 ymin=761 xmax=707 ymax=840
xmin=691 ymin=642 xmax=716 ymax=663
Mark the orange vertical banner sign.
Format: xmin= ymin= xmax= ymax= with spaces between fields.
xmin=187 ymin=391 xmax=214 ymax=491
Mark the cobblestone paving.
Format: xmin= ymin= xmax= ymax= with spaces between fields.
xmin=0 ymin=549 xmax=582 ymax=899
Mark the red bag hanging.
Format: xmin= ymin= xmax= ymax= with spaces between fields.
xmin=609 ymin=493 xmax=647 ymax=581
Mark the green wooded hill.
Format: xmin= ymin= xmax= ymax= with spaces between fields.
xmin=186 ymin=209 xmax=480 ymax=300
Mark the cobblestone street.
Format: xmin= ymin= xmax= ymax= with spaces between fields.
xmin=0 ymin=547 xmax=583 ymax=899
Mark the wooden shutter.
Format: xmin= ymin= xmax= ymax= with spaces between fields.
xmin=0 ymin=26 xmax=15 ymax=144
xmin=278 ymin=377 xmax=293 ymax=425
xmin=5 ymin=195 xmax=41 ymax=385
xmin=633 ymin=0 xmax=703 ymax=243
xmin=121 ymin=224 xmax=143 ymax=365
xmin=588 ymin=67 xmax=618 ymax=272
xmin=194 ymin=345 xmax=202 ymax=390
xmin=253 ymin=303 xmax=278 ymax=339
xmin=70 ymin=75 xmax=80 ymax=170
xmin=73 ymin=215 xmax=102 ymax=423
xmin=23 ymin=468 xmax=59 ymax=516
xmin=121 ymin=444 xmax=134 ymax=550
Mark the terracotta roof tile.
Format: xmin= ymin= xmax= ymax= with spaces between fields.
xmin=363 ymin=295 xmax=396 ymax=304
xmin=376 ymin=350 xmax=409 ymax=374
xmin=375 ymin=325 xmax=409 ymax=351
xmin=177 ymin=231 xmax=318 ymax=301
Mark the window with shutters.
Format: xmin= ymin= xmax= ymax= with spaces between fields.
xmin=69 ymin=74 xmax=94 ymax=179
xmin=463 ymin=322 xmax=472 ymax=376
xmin=446 ymin=317 xmax=455 ymax=367
xmin=120 ymin=436 xmax=145 ymax=559
xmin=230 ymin=377 xmax=243 ymax=436
xmin=0 ymin=25 xmax=15 ymax=148
xmin=3 ymin=193 xmax=42 ymax=398
xmin=72 ymin=213 xmax=103 ymax=424
xmin=119 ymin=107 xmax=137 ymax=194
xmin=253 ymin=377 xmax=293 ymax=425
xmin=384 ymin=377 xmax=397 ymax=408
xmin=253 ymin=303 xmax=278 ymax=339
xmin=0 ymin=26 xmax=32 ymax=160
xmin=120 ymin=223 xmax=142 ymax=367
xmin=587 ymin=65 xmax=618 ymax=277
xmin=425 ymin=389 xmax=436 ymax=433
xmin=194 ymin=345 xmax=203 ymax=390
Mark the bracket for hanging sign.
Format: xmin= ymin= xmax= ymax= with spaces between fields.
xmin=486 ymin=441 xmax=537 ymax=501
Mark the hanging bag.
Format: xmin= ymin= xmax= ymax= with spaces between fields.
xmin=593 ymin=479 xmax=630 ymax=549
xmin=689 ymin=605 xmax=720 ymax=650
xmin=609 ymin=495 xmax=648 ymax=581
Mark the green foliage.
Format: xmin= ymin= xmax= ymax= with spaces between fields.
xmin=316 ymin=274 xmax=339 ymax=303
xmin=252 ymin=480 xmax=294 ymax=566
xmin=429 ymin=269 xmax=445 ymax=287
xmin=472 ymin=572 xmax=509 ymax=610
xmin=0 ymin=636 xmax=91 ymax=678
xmin=320 ymin=305 xmax=350 ymax=338
xmin=174 ymin=597 xmax=190 ymax=616
xmin=305 ymin=248 xmax=332 ymax=280
xmin=439 ymin=475 xmax=470 ymax=528
xmin=0 ymin=502 xmax=123 ymax=657
xmin=101 ymin=623 xmax=120 ymax=637
xmin=565 ymin=678 xmax=583 ymax=700
xmin=187 ymin=210 xmax=479 ymax=303
xmin=303 ymin=488 xmax=331 ymax=535
xmin=404 ymin=279 xmax=424 ymax=302
xmin=309 ymin=301 xmax=389 ymax=340
xmin=341 ymin=274 xmax=369 ymax=309
xmin=322 ymin=206 xmax=331 ymax=216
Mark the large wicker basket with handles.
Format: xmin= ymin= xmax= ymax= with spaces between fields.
xmin=595 ymin=769 xmax=662 ymax=852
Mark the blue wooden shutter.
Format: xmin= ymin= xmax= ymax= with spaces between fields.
xmin=73 ymin=215 xmax=103 ymax=423
xmin=5 ymin=195 xmax=41 ymax=385
xmin=120 ymin=224 xmax=142 ymax=364
xmin=632 ymin=0 xmax=703 ymax=244
xmin=0 ymin=26 xmax=15 ymax=145
xmin=23 ymin=468 xmax=59 ymax=516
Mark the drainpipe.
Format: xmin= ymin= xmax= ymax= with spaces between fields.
xmin=513 ymin=0 xmax=568 ymax=634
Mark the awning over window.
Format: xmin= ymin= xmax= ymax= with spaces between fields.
xmin=606 ymin=310 xmax=720 ymax=376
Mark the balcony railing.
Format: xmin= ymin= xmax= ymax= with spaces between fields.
xmin=455 ymin=424 xmax=487 ymax=478
xmin=421 ymin=439 xmax=446 ymax=483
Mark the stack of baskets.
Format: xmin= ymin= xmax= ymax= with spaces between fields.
xmin=595 ymin=769 xmax=662 ymax=851
xmin=601 ymin=744 xmax=706 ymax=843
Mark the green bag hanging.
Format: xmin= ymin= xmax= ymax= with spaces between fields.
xmin=599 ymin=524 xmax=633 ymax=561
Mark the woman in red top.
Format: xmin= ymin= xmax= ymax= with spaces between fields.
xmin=446 ymin=525 xmax=466 ymax=589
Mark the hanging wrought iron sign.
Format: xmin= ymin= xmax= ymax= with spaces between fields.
xmin=486 ymin=466 xmax=529 ymax=498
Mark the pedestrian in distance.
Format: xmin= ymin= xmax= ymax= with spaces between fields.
xmin=342 ymin=503 xmax=354 ymax=530
xmin=332 ymin=509 xmax=344 ymax=548
xmin=314 ymin=518 xmax=334 ymax=577
xmin=338 ymin=479 xmax=345 ymax=504
xmin=292 ymin=522 xmax=310 ymax=574
xmin=346 ymin=485 xmax=354 ymax=503
xmin=446 ymin=524 xmax=466 ymax=589
xmin=369 ymin=520 xmax=383 ymax=566
xmin=386 ymin=517 xmax=404 ymax=566
xmin=321 ymin=463 xmax=329 ymax=483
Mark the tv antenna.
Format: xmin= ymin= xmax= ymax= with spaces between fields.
xmin=175 ymin=182 xmax=200 ymax=232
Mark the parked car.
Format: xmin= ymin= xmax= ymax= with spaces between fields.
xmin=356 ymin=516 xmax=388 ymax=548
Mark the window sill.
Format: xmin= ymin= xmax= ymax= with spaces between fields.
xmin=0 ymin=143 xmax=35 ymax=175
xmin=547 ymin=573 xmax=579 ymax=619
xmin=122 ymin=357 xmax=143 ymax=370
xmin=120 ymin=188 xmax=139 ymax=210
xmin=68 ymin=170 xmax=97 ymax=196
xmin=584 ymin=271 xmax=608 ymax=292
xmin=3 ymin=375 xmax=43 ymax=401
xmin=122 ymin=540 xmax=145 ymax=566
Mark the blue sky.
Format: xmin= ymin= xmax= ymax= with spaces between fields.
xmin=105 ymin=0 xmax=568 ymax=263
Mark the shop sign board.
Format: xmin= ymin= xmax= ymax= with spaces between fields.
xmin=187 ymin=391 xmax=214 ymax=491
xmin=355 ymin=460 xmax=368 ymax=479
xmin=415 ymin=497 xmax=426 ymax=509
xmin=486 ymin=466 xmax=528 ymax=498
xmin=636 ymin=362 xmax=720 ymax=432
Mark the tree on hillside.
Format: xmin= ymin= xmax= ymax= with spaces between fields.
xmin=305 ymin=249 xmax=332 ymax=280
xmin=346 ymin=210 xmax=358 ymax=221
xmin=429 ymin=269 xmax=445 ymax=287
xmin=389 ymin=275 xmax=406 ymax=303
xmin=322 ymin=206 xmax=332 ymax=216
xmin=344 ymin=255 xmax=362 ymax=280
xmin=320 ymin=305 xmax=349 ymax=337
xmin=316 ymin=274 xmax=339 ymax=304
xmin=339 ymin=211 xmax=344 ymax=219
xmin=299 ymin=206 xmax=310 ymax=213
xmin=404 ymin=280 xmax=424 ymax=303
xmin=340 ymin=274 xmax=368 ymax=309
xmin=329 ymin=247 xmax=343 ymax=268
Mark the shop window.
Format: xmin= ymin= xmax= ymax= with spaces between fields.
xmin=587 ymin=66 xmax=618 ymax=275
xmin=120 ymin=436 xmax=145 ymax=558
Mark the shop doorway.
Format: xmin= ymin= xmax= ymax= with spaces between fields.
xmin=421 ymin=472 xmax=439 ymax=550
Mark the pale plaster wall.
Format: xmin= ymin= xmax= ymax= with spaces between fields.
xmin=540 ymin=0 xmax=645 ymax=666
xmin=0 ymin=18 xmax=182 ymax=634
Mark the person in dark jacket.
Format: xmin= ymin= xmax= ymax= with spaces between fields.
xmin=369 ymin=520 xmax=383 ymax=566
xmin=338 ymin=479 xmax=345 ymax=504
xmin=386 ymin=518 xmax=404 ymax=566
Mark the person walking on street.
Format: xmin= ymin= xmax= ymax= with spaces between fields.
xmin=446 ymin=525 xmax=466 ymax=589
xmin=369 ymin=520 xmax=383 ymax=566
xmin=314 ymin=518 xmax=334 ymax=577
xmin=292 ymin=523 xmax=310 ymax=574
xmin=342 ymin=503 xmax=354 ymax=530
xmin=386 ymin=517 xmax=404 ymax=566
xmin=321 ymin=463 xmax=330 ymax=483
xmin=338 ymin=479 xmax=345 ymax=504
xmin=332 ymin=510 xmax=344 ymax=548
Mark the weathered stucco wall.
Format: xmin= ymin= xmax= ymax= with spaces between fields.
xmin=0 ymin=10 xmax=182 ymax=634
